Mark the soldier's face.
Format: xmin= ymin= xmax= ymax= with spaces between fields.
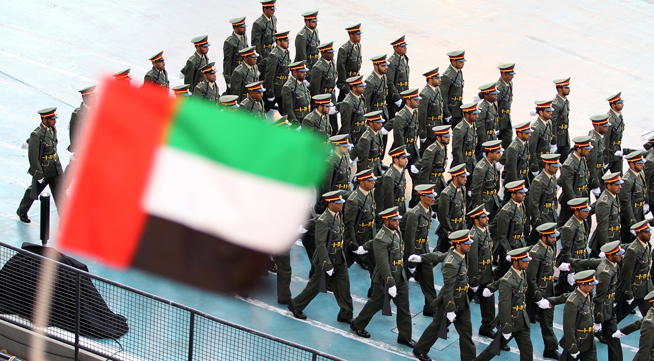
xmin=385 ymin=218 xmax=399 ymax=230
xmin=263 ymin=7 xmax=275 ymax=17
xmin=608 ymin=183 xmax=621 ymax=194
xmin=501 ymin=73 xmax=514 ymax=82
xmin=394 ymin=45 xmax=407 ymax=56
xmin=328 ymin=202 xmax=343 ymax=213
xmin=370 ymin=121 xmax=383 ymax=132
xmin=640 ymin=230 xmax=652 ymax=242
xmin=250 ymin=91 xmax=263 ymax=101
xmin=438 ymin=135 xmax=451 ymax=145
xmin=205 ymin=72 xmax=217 ymax=82
xmin=457 ymin=243 xmax=471 ymax=254
xmin=339 ymin=144 xmax=350 ymax=155
xmin=631 ymin=162 xmax=645 ymax=172
xmin=485 ymin=93 xmax=498 ymax=103
xmin=244 ymin=56 xmax=257 ymax=66
xmin=575 ymin=210 xmax=590 ymax=220
xmin=516 ymin=259 xmax=530 ymax=270
xmin=512 ymin=192 xmax=526 ymax=202
xmin=607 ymin=253 xmax=623 ymax=263
xmin=197 ymin=45 xmax=209 ymax=55
xmin=375 ymin=64 xmax=388 ymax=74
xmin=83 ymin=94 xmax=96 ymax=107
xmin=396 ymin=155 xmax=408 ymax=167
xmin=42 ymin=117 xmax=56 ymax=128
xmin=278 ymin=39 xmax=290 ymax=49
xmin=544 ymin=164 xmax=559 ymax=176
xmin=543 ymin=234 xmax=557 ymax=246
xmin=612 ymin=103 xmax=624 ymax=112
xmin=306 ymin=19 xmax=317 ymax=30
xmin=476 ymin=215 xmax=489 ymax=227
xmin=540 ymin=110 xmax=553 ymax=120
xmin=579 ymin=283 xmax=595 ymax=293
xmin=361 ymin=179 xmax=375 ymax=191
xmin=455 ymin=174 xmax=468 ymax=186
xmin=597 ymin=124 xmax=608 ymax=135
xmin=235 ymin=25 xmax=247 ymax=35
xmin=489 ymin=150 xmax=502 ymax=162
xmin=408 ymin=98 xmax=419 ymax=108
xmin=352 ymin=84 xmax=365 ymax=96
xmin=518 ymin=131 xmax=532 ymax=142
xmin=154 ymin=60 xmax=165 ymax=70
xmin=452 ymin=60 xmax=465 ymax=70
xmin=349 ymin=33 xmax=361 ymax=43
xmin=322 ymin=51 xmax=334 ymax=61
xmin=421 ymin=195 xmax=435 ymax=207
xmin=580 ymin=148 xmax=591 ymax=157
xmin=561 ymin=87 xmax=571 ymax=96
xmin=296 ymin=70 xmax=307 ymax=81
xmin=428 ymin=77 xmax=442 ymax=87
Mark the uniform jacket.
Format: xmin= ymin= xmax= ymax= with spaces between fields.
xmin=192 ymin=80 xmax=219 ymax=104
xmin=251 ymin=14 xmax=277 ymax=60
xmin=440 ymin=65 xmax=464 ymax=119
xmin=504 ymin=138 xmax=530 ymax=184
xmin=452 ymin=119 xmax=477 ymax=172
xmin=343 ymin=187 xmax=376 ymax=249
xmin=294 ymin=26 xmax=320 ymax=69
xmin=352 ymin=126 xmax=383 ymax=177
xmin=282 ymin=75 xmax=311 ymax=123
xmin=182 ymin=52 xmax=208 ymax=91
xmin=231 ymin=63 xmax=259 ymax=101
xmin=372 ymin=226 xmax=406 ymax=287
xmin=338 ymin=92 xmax=367 ymax=145
xmin=222 ymin=32 xmax=248 ymax=84
xmin=385 ymin=52 xmax=409 ymax=104
xmin=239 ymin=96 xmax=266 ymax=119
xmin=563 ymin=289 xmax=595 ymax=354
xmin=314 ymin=209 xmax=345 ymax=271
xmin=28 ymin=124 xmax=63 ymax=179
xmin=528 ymin=117 xmax=553 ymax=172
xmin=527 ymin=171 xmax=558 ymax=227
xmin=264 ymin=46 xmax=290 ymax=98
xmin=363 ymin=71 xmax=390 ymax=120
xmin=418 ymin=84 xmax=443 ymax=140
xmin=143 ymin=67 xmax=169 ymax=90
xmin=336 ymin=41 xmax=362 ymax=92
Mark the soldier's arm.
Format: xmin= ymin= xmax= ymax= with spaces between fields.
xmin=308 ymin=66 xmax=322 ymax=96
xmin=373 ymin=235 xmax=394 ymax=287
xmin=355 ymin=136 xmax=371 ymax=171
xmin=191 ymin=84 xmax=204 ymax=99
xmin=403 ymin=211 xmax=419 ymax=259
xmin=451 ymin=128 xmax=463 ymax=166
xmin=418 ymin=146 xmax=436 ymax=184
xmin=392 ymin=115 xmax=407 ymax=147
xmin=282 ymin=85 xmax=297 ymax=122
xmin=593 ymin=267 xmax=610 ymax=323
xmin=68 ymin=111 xmax=79 ymax=152
xmin=294 ymin=32 xmax=306 ymax=62
xmin=563 ymin=299 xmax=580 ymax=355
xmin=594 ymin=201 xmax=610 ymax=250
xmin=421 ymin=250 xmax=447 ymax=264
xmin=417 ymin=91 xmax=429 ymax=140
xmin=183 ymin=59 xmax=197 ymax=86
xmin=619 ymin=248 xmax=636 ymax=299
xmin=558 ymin=225 xmax=573 ymax=265
xmin=223 ymin=40 xmax=233 ymax=84
xmin=547 ymin=292 xmax=571 ymax=306
xmin=469 ymin=164 xmax=484 ymax=209
xmin=382 ymin=173 xmax=395 ymax=210
xmin=587 ymin=146 xmax=600 ymax=190
xmin=569 ymin=258 xmax=601 ymax=269
xmin=439 ymin=76 xmax=452 ymax=118
xmin=620 ymin=179 xmax=636 ymax=226
xmin=230 ymin=69 xmax=243 ymax=96
xmin=338 ymin=101 xmax=353 ymax=135
xmin=440 ymin=260 xmax=457 ymax=312
xmin=343 ymin=196 xmax=359 ymax=249
xmin=362 ymin=77 xmax=374 ymax=110
xmin=386 ymin=61 xmax=400 ymax=103
xmin=498 ymin=277 xmax=513 ymax=334
xmin=527 ymin=178 xmax=541 ymax=223
xmin=264 ymin=54 xmax=278 ymax=98
xmin=528 ymin=131 xmax=539 ymax=173
xmin=314 ymin=216 xmax=333 ymax=271
xmin=619 ymin=319 xmax=642 ymax=335
xmin=28 ymin=131 xmax=43 ymax=178
xmin=504 ymin=147 xmax=518 ymax=182
xmin=560 ymin=165 xmax=575 ymax=202
xmin=336 ymin=46 xmax=347 ymax=89
xmin=525 ymin=251 xmax=543 ymax=302
xmin=437 ymin=192 xmax=454 ymax=232
xmin=251 ymin=22 xmax=262 ymax=56
xmin=495 ymin=210 xmax=510 ymax=252
xmin=467 ymin=239 xmax=480 ymax=288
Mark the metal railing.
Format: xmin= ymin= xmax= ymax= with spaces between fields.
xmin=0 ymin=241 xmax=343 ymax=361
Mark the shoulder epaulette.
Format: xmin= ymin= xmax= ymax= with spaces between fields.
xmin=567 ymin=292 xmax=577 ymax=303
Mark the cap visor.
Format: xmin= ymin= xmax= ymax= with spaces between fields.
xmin=615 ymin=249 xmax=626 ymax=256
xmin=472 ymin=109 xmax=481 ymax=114
xmin=423 ymin=193 xmax=437 ymax=198
xmin=462 ymin=239 xmax=474 ymax=245
xmin=490 ymin=90 xmax=500 ymax=95
xmin=460 ymin=171 xmax=470 ymax=177
xmin=508 ymin=71 xmax=516 ymax=75
xmin=334 ymin=199 xmax=345 ymax=204
xmin=551 ymin=163 xmax=562 ymax=168
xmin=581 ymin=206 xmax=592 ymax=212
xmin=552 ymin=230 xmax=561 ymax=238
xmin=522 ymin=256 xmax=532 ymax=262
xmin=614 ymin=179 xmax=625 ymax=185
xmin=583 ymin=145 xmax=594 ymax=150
xmin=589 ymin=280 xmax=599 ymax=285
xmin=442 ymin=133 xmax=452 ymax=137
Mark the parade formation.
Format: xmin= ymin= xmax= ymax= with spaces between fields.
xmin=15 ymin=1 xmax=654 ymax=360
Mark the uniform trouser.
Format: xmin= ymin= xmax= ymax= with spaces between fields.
xmin=274 ymin=252 xmax=292 ymax=303
xmin=559 ymin=205 xmax=573 ymax=228
xmin=292 ymin=262 xmax=353 ymax=319
xmin=535 ymin=306 xmax=558 ymax=352
xmin=264 ymin=96 xmax=284 ymax=114
xmin=599 ymin=317 xmax=622 ymax=361
xmin=353 ymin=279 xmax=411 ymax=339
xmin=414 ymin=306 xmax=475 ymax=361
xmin=64 ymin=155 xmax=76 ymax=191
xmin=414 ymin=262 xmax=437 ymax=314
xmin=329 ymin=113 xmax=339 ymax=135
xmin=475 ymin=326 xmax=532 ymax=361
xmin=608 ymin=156 xmax=623 ymax=173
xmin=555 ymin=272 xmax=575 ymax=296
xmin=478 ymin=287 xmax=496 ymax=335
xmin=18 ymin=174 xmax=64 ymax=216
xmin=498 ymin=125 xmax=513 ymax=151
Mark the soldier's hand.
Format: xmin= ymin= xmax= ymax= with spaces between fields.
xmin=444 ymin=116 xmax=452 ymax=123
xmin=388 ymin=285 xmax=398 ymax=298
xmin=394 ymin=99 xmax=402 ymax=107
xmin=297 ymin=225 xmax=308 ymax=234
xmin=494 ymin=129 xmax=500 ymax=137
xmin=408 ymin=254 xmax=422 ymax=263
xmin=612 ymin=330 xmax=626 ymax=338
xmin=532 ymin=171 xmax=540 ymax=177
xmin=37 ymin=178 xmax=44 ymax=184
xmin=431 ymin=211 xmax=437 ymax=219
xmin=614 ymin=150 xmax=623 ymax=157
xmin=420 ymin=138 xmax=426 ymax=143
xmin=627 ymin=297 xmax=634 ymax=305
xmin=571 ymin=351 xmax=580 ymax=359
xmin=495 ymin=162 xmax=504 ymax=172
xmin=354 ymin=246 xmax=368 ymax=255
xmin=502 ymin=333 xmax=511 ymax=340
xmin=226 ymin=83 xmax=231 ymax=88
xmin=482 ymin=288 xmax=493 ymax=297
xmin=591 ymin=187 xmax=601 ymax=197
xmin=567 ymin=272 xmax=576 ymax=286
xmin=381 ymin=127 xmax=389 ymax=135
xmin=559 ymin=262 xmax=571 ymax=272
xmin=267 ymin=97 xmax=275 ymax=102
xmin=467 ymin=190 xmax=472 ymax=197
xmin=470 ymin=286 xmax=478 ymax=292
xmin=505 ymin=254 xmax=512 ymax=262
xmin=536 ymin=299 xmax=551 ymax=309
xmin=645 ymin=204 xmax=650 ymax=214
xmin=594 ymin=323 xmax=602 ymax=332
xmin=326 ymin=268 xmax=334 ymax=276
xmin=408 ymin=267 xmax=416 ymax=274
xmin=329 ymin=106 xmax=338 ymax=115
xmin=603 ymin=163 xmax=609 ymax=170
xmin=446 ymin=312 xmax=456 ymax=323
xmin=303 ymin=80 xmax=310 ymax=87
xmin=410 ymin=165 xmax=420 ymax=174
xmin=551 ymin=144 xmax=558 ymax=153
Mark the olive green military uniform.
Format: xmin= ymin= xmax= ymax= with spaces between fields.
xmin=555 ymin=215 xmax=590 ymax=295
xmin=414 ymin=249 xmax=476 ymax=361
xmin=251 ymin=13 xmax=276 ymax=66
xmin=223 ymin=32 xmax=248 ymax=86
xmin=338 ymin=92 xmax=367 ymax=145
xmin=493 ymin=199 xmax=528 ymax=278
xmin=621 ymin=168 xmax=648 ymax=240
xmin=336 ymin=41 xmax=362 ymax=99
xmin=295 ymin=26 xmax=320 ymax=69
xmin=452 ymin=119 xmax=477 ymax=172
xmin=291 ymin=209 xmax=353 ymax=319
xmin=435 ymin=183 xmax=467 ymax=252
xmin=320 ymin=152 xmax=352 ymax=196
xmin=382 ymin=164 xmax=406 ymax=215
xmin=192 ymin=80 xmax=220 ymax=104
xmin=528 ymin=171 xmax=558 ymax=231
xmin=231 ymin=63 xmax=259 ymax=102
xmin=403 ymin=203 xmax=437 ymax=314
xmin=418 ymin=84 xmax=444 ymax=153
xmin=239 ymin=95 xmax=266 ymax=119
xmin=352 ymin=226 xmax=412 ymax=340
xmin=182 ymin=52 xmax=208 ymax=92
xmin=645 ymin=148 xmax=654 ymax=209
xmin=309 ymin=55 xmax=337 ymax=130
xmin=562 ymin=289 xmax=597 ymax=361
xmin=619 ymin=307 xmax=654 ymax=361
xmin=504 ymin=138 xmax=530 ymax=185
xmin=589 ymin=190 xmax=620 ymax=255
xmin=440 ymin=65 xmax=464 ymax=125
xmin=18 ymin=123 xmax=65 ymax=216
xmin=496 ymin=78 xmax=513 ymax=150
xmin=386 ymin=52 xmax=409 ymax=117
xmin=619 ymin=238 xmax=654 ymax=319
xmin=526 ymin=240 xmax=558 ymax=354
xmin=593 ymin=257 xmax=622 ymax=361
xmin=353 ymin=126 xmax=383 ymax=177
xmin=144 ymin=67 xmax=169 ymax=90
xmin=469 ymin=157 xmax=500 ymax=220
xmin=363 ymin=71 xmax=390 ymax=121
xmin=528 ymin=117 xmax=553 ymax=173
xmin=264 ymin=46 xmax=290 ymax=113
xmin=587 ymin=131 xmax=606 ymax=194
xmin=551 ymin=94 xmax=571 ymax=157
xmin=68 ymin=103 xmax=90 ymax=154
xmin=469 ymin=225 xmax=496 ymax=335
xmin=475 ymin=100 xmax=499 ymax=160
xmin=390 ymin=106 xmax=419 ymax=165
xmin=302 ymin=109 xmax=332 ymax=139
xmin=475 ymin=267 xmax=533 ymax=361
xmin=558 ymin=153 xmax=590 ymax=226
xmin=605 ymin=109 xmax=625 ymax=173
xmin=417 ymin=141 xmax=447 ymax=194
xmin=282 ymin=75 xmax=311 ymax=125
xmin=344 ymin=187 xmax=376 ymax=264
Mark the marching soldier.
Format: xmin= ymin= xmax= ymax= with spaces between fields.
xmin=587 ymin=114 xmax=610 ymax=197
xmin=264 ymin=31 xmax=291 ymax=113
xmin=295 ymin=11 xmax=320 ymax=69
xmin=113 ymin=69 xmax=131 ymax=83
xmin=555 ymin=198 xmax=592 ymax=296
xmin=528 ymin=99 xmax=555 ymax=175
xmin=351 ymin=207 xmax=415 ymax=348
xmin=239 ymin=81 xmax=266 ymax=119
xmin=475 ymin=83 xmax=499 ymax=161
xmin=412 ymin=230 xmax=476 ymax=361
xmin=593 ymin=241 xmax=625 ymax=361
xmin=605 ymin=92 xmax=625 ymax=173
xmin=251 ymin=0 xmax=277 ymax=67
xmin=288 ymin=191 xmax=354 ymax=323
xmin=418 ymin=68 xmax=444 ymax=154
xmin=218 ymin=95 xmax=239 ymax=110
xmin=309 ymin=42 xmax=338 ymax=132
xmin=172 ymin=84 xmax=191 ymax=98
xmin=440 ymin=50 xmax=466 ymax=126
xmin=382 ymin=146 xmax=409 ymax=216
xmin=17 ymin=108 xmax=65 ymax=222
xmin=617 ymin=219 xmax=654 ymax=321
xmin=282 ymin=61 xmax=311 ymax=126
xmin=391 ymin=88 xmax=421 ymax=207
xmin=558 ymin=136 xmax=591 ymax=226
xmin=192 ymin=63 xmax=219 ymax=104
xmin=503 ymin=121 xmax=532 ymax=185
xmin=620 ymin=151 xmax=649 ymax=242
xmin=527 ymin=154 xmax=561 ymax=245
xmin=337 ymin=24 xmax=362 ymax=102
xmin=68 ymin=86 xmax=96 ymax=156
xmin=551 ymin=78 xmax=571 ymax=157
xmin=435 ymin=164 xmax=469 ymax=253
xmin=475 ymin=247 xmax=533 ymax=361
xmin=315 ymin=135 xmax=352 ymax=214
xmin=561 ymin=270 xmax=598 ymax=361
xmin=469 ymin=140 xmax=503 ymax=221
xmin=589 ymin=172 xmax=622 ymax=258
xmin=338 ymin=75 xmax=367 ymax=145
xmin=386 ymin=36 xmax=410 ymax=118
xmin=614 ymin=290 xmax=654 ymax=360
xmin=492 ymin=180 xmax=529 ymax=279
xmin=496 ymin=63 xmax=515 ymax=150
xmin=645 ymin=135 xmax=654 ymax=208
xmin=343 ymin=169 xmax=375 ymax=271
xmin=223 ymin=17 xmax=249 ymax=93
xmin=352 ymin=111 xmax=384 ymax=178
xmin=182 ymin=35 xmax=209 ymax=92
xmin=302 ymin=94 xmax=333 ymax=138
xmin=143 ymin=51 xmax=169 ymax=90
xmin=364 ymin=54 xmax=390 ymax=122
xmin=231 ymin=46 xmax=259 ymax=102
xmin=417 ymin=125 xmax=450 ymax=196
xmin=452 ymin=103 xmax=479 ymax=172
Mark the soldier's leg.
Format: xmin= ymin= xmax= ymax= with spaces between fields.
xmin=558 ymin=206 xmax=572 ymax=227
xmin=413 ymin=307 xmax=444 ymax=355
xmin=274 ymin=252 xmax=292 ymax=304
xmin=637 ymin=299 xmax=650 ymax=317
xmin=453 ymin=307 xmax=476 ymax=361
xmin=47 ymin=174 xmax=66 ymax=215
xmin=17 ymin=181 xmax=48 ymax=215
xmin=329 ymin=114 xmax=339 ymax=135
xmin=352 ymin=281 xmax=384 ymax=331
xmin=602 ymin=317 xmax=622 ymax=361
xmin=499 ymin=128 xmax=512 ymax=151
xmin=290 ymin=269 xmax=323 ymax=312
xmin=539 ymin=307 xmax=558 ymax=353
xmin=478 ymin=288 xmax=496 ymax=335
xmin=580 ymin=345 xmax=598 ymax=361
xmin=275 ymin=96 xmax=285 ymax=115
xmin=393 ymin=280 xmax=412 ymax=340
xmin=416 ymin=262 xmax=437 ymax=315
xmin=554 ymin=271 xmax=572 ymax=296
xmin=331 ymin=263 xmax=354 ymax=320
xmin=513 ymin=327 xmax=534 ymax=361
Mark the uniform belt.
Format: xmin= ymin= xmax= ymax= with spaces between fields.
xmin=407 ymin=138 xmax=416 ymax=143
xmin=322 ymin=87 xmax=335 ymax=93
xmin=307 ymin=54 xmax=319 ymax=59
xmin=608 ymin=226 xmax=620 ymax=231
xmin=486 ymin=130 xmax=495 ymax=136
xmin=576 ymin=185 xmax=587 ymax=191
xmin=612 ymin=141 xmax=622 ymax=146
xmin=392 ymin=259 xmax=404 ymax=266
xmin=519 ymin=169 xmax=528 ymax=175
xmin=465 ymin=151 xmax=474 ymax=156
xmin=263 ymin=44 xmax=273 ymax=49
xmin=635 ymin=201 xmax=645 ymax=207
xmin=541 ymin=275 xmax=554 ymax=282
xmin=635 ymin=273 xmax=650 ymax=280
xmin=416 ymin=238 xmax=428 ymax=244
xmin=606 ymin=292 xmax=615 ymax=299
xmin=367 ymin=157 xmax=380 ymax=162
xmin=596 ymin=163 xmax=604 ymax=169
xmin=479 ymin=259 xmax=492 ymax=266
xmin=512 ymin=234 xmax=523 ymax=240
xmin=512 ymin=303 xmax=526 ymax=311
xmin=354 ymin=121 xmax=366 ymax=127
xmin=455 ymin=284 xmax=469 ymax=292
xmin=577 ymin=327 xmax=593 ymax=333
xmin=331 ymin=241 xmax=343 ymax=248
xmin=483 ymin=190 xmax=496 ymax=195
xmin=575 ymin=249 xmax=586 ymax=255
xmin=235 ymin=60 xmax=243 ymax=65
xmin=42 ymin=153 xmax=57 ymax=160
xmin=537 ymin=151 xmax=551 ymax=156
xmin=395 ymin=196 xmax=406 ymax=202
xmin=451 ymin=96 xmax=463 ymax=101
xmin=294 ymin=106 xmax=309 ymax=112
xmin=559 ymin=125 xmax=569 ymax=130
xmin=396 ymin=81 xmax=409 ymax=87
xmin=359 ymin=221 xmax=374 ymax=228
xmin=373 ymin=101 xmax=386 ymax=107
xmin=501 ymin=109 xmax=511 ymax=114
xmin=451 ymin=217 xmax=464 ymax=223
xmin=544 ymin=202 xmax=553 ymax=208
xmin=335 ymin=183 xmax=350 ymax=190
xmin=431 ymin=172 xmax=443 ymax=177
xmin=276 ymin=75 xmax=288 ymax=80
xmin=347 ymin=71 xmax=360 ymax=76
xmin=427 ymin=115 xmax=443 ymax=120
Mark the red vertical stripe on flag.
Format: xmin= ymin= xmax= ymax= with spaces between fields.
xmin=58 ymin=79 xmax=178 ymax=267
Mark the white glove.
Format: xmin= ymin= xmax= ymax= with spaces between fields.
xmin=431 ymin=211 xmax=437 ymax=219
xmin=612 ymin=330 xmax=626 ymax=339
xmin=591 ymin=187 xmax=601 ymax=197
xmin=599 ymin=251 xmax=606 ymax=258
xmin=627 ymin=298 xmax=634 ymax=305
xmin=354 ymin=246 xmax=368 ymax=255
xmin=420 ymin=138 xmax=426 ymax=143
xmin=178 ymin=72 xmax=184 ymax=79
xmin=467 ymin=190 xmax=472 ymax=197
xmin=297 ymin=225 xmax=308 ymax=234
xmin=529 ymin=110 xmax=538 ymax=116
xmin=408 ymin=267 xmax=416 ymax=274
xmin=326 ymin=268 xmax=334 ymax=276
xmin=256 ymin=71 xmax=261 ymax=78
xmin=329 ymin=106 xmax=338 ymax=115
xmin=226 ymin=83 xmax=231 ymax=88
xmin=37 ymin=178 xmax=44 ymax=184
xmin=503 ymin=333 xmax=511 ymax=340
xmin=494 ymin=129 xmax=500 ymax=136
xmin=473 ymin=94 xmax=481 ymax=102
xmin=295 ymin=126 xmax=302 ymax=132
xmin=594 ymin=323 xmax=602 ymax=332
xmin=408 ymin=254 xmax=422 ymax=263
xmin=645 ymin=204 xmax=650 ymax=214
xmin=446 ymin=311 xmax=457 ymax=323
xmin=551 ymin=144 xmax=558 ymax=153
xmin=267 ymin=97 xmax=275 ymax=102
xmin=506 ymin=254 xmax=512 ymax=262
xmin=559 ymin=262 xmax=571 ymax=272
xmin=410 ymin=165 xmax=420 ymax=174
xmin=482 ymin=288 xmax=493 ymax=298
xmin=571 ymin=351 xmax=580 ymax=359
xmin=614 ymin=150 xmax=624 ymax=157
xmin=532 ymin=171 xmax=540 ymax=176
xmin=445 ymin=116 xmax=452 ymax=122
xmin=631 ymin=229 xmax=638 ymax=236
xmin=537 ymin=299 xmax=551 ymax=309
xmin=567 ymin=272 xmax=576 ymax=286
xmin=388 ymin=285 xmax=398 ymax=298
xmin=470 ymin=286 xmax=478 ymax=292
xmin=394 ymin=99 xmax=402 ymax=107
xmin=303 ymin=80 xmax=310 ymax=86
xmin=381 ymin=127 xmax=389 ymax=135
xmin=557 ymin=185 xmax=562 ymax=191
xmin=603 ymin=163 xmax=609 ymax=169
xmin=495 ymin=162 xmax=504 ymax=171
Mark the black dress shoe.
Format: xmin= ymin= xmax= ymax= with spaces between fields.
xmin=422 ymin=308 xmax=434 ymax=317
xmin=17 ymin=211 xmax=30 ymax=223
xmin=277 ymin=299 xmax=291 ymax=305
xmin=367 ymin=288 xmax=372 ymax=298
xmin=596 ymin=333 xmax=608 ymax=344
xmin=412 ymin=349 xmax=432 ymax=361
xmin=397 ymin=337 xmax=417 ymax=348
xmin=287 ymin=303 xmax=307 ymax=320
xmin=542 ymin=350 xmax=560 ymax=359
xmin=502 ymin=345 xmax=510 ymax=351
xmin=337 ymin=316 xmax=352 ymax=324
xmin=350 ymin=324 xmax=370 ymax=338
xmin=478 ymin=330 xmax=496 ymax=339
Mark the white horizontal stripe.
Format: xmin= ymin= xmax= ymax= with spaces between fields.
xmin=143 ymin=146 xmax=312 ymax=254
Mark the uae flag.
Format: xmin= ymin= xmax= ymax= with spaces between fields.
xmin=58 ymin=79 xmax=328 ymax=294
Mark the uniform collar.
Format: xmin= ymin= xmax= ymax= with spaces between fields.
xmin=428 ymin=83 xmax=438 ymax=92
xmin=474 ymin=224 xmax=487 ymax=234
xmin=611 ymin=109 xmax=621 ymax=117
xmin=328 ymin=209 xmax=337 ymax=217
xmin=359 ymin=187 xmax=370 ymax=196
xmin=511 ymin=266 xmax=523 ymax=279
xmin=557 ymin=93 xmax=566 ymax=101
xmin=419 ymin=202 xmax=430 ymax=213
xmin=374 ymin=70 xmax=384 ymax=79
xmin=453 ymin=249 xmax=465 ymax=258
xmin=577 ymin=289 xmax=589 ymax=298
xmin=404 ymin=106 xmax=416 ymax=114
xmin=393 ymin=163 xmax=404 ymax=173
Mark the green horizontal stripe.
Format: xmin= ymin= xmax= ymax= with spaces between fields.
xmin=165 ymin=98 xmax=330 ymax=188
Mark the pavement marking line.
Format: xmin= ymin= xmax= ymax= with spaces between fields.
xmin=235 ymin=296 xmax=416 ymax=360
xmin=0 ymin=140 xmax=26 ymax=152
xmin=0 ymin=50 xmax=94 ymax=83
xmin=0 ymin=174 xmax=30 ymax=188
